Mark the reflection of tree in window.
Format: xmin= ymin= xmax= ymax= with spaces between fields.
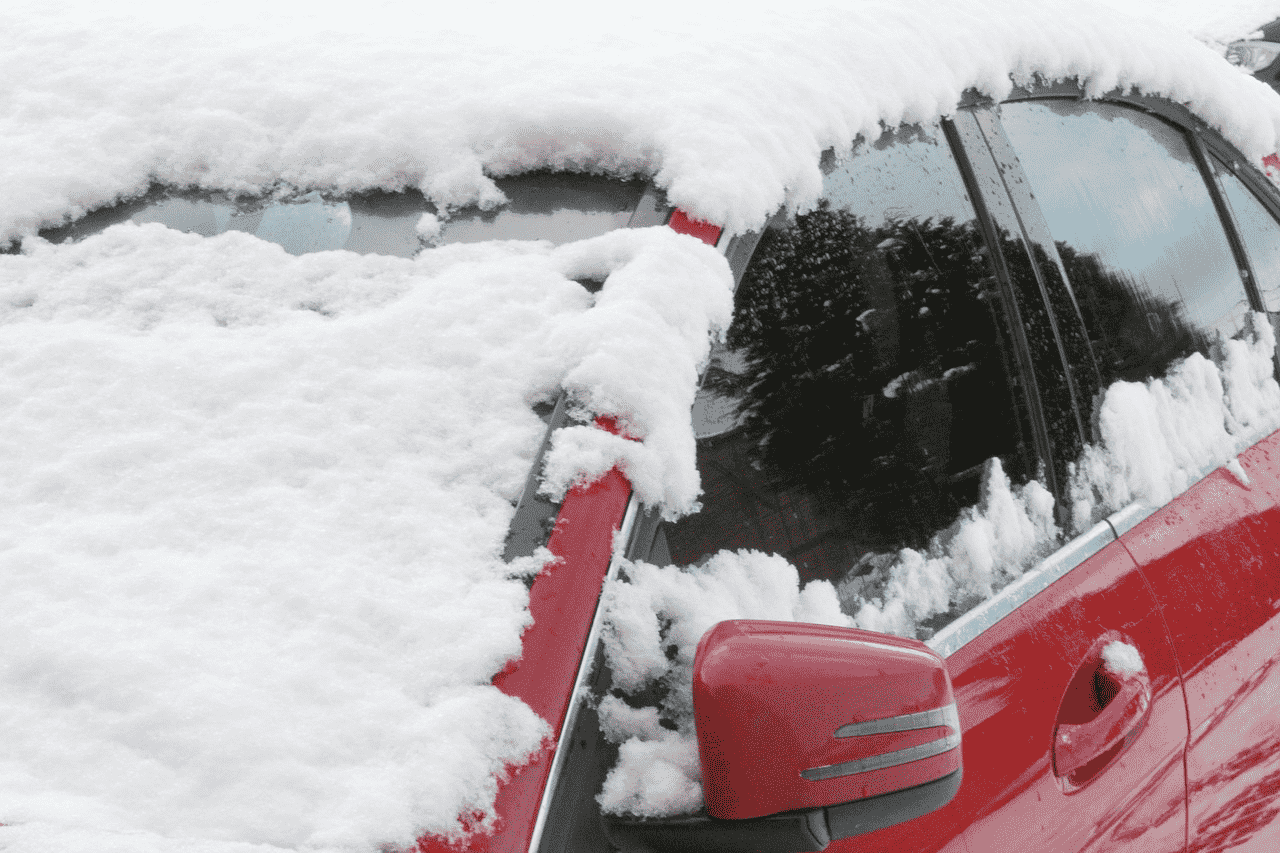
xmin=1055 ymin=241 xmax=1208 ymax=385
xmin=665 ymin=202 xmax=1027 ymax=579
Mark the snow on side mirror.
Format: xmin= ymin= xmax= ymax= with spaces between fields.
xmin=605 ymin=620 xmax=962 ymax=853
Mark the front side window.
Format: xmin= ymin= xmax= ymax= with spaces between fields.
xmin=670 ymin=122 xmax=1032 ymax=591
xmin=579 ymin=121 xmax=1052 ymax=832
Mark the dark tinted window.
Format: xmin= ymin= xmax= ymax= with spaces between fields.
xmin=667 ymin=124 xmax=1031 ymax=584
xmin=1000 ymin=100 xmax=1253 ymax=384
xmin=40 ymin=173 xmax=646 ymax=258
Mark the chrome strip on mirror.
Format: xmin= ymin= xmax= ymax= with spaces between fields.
xmin=835 ymin=703 xmax=960 ymax=739
xmin=801 ymin=731 xmax=962 ymax=782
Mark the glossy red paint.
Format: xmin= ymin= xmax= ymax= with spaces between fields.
xmin=823 ymin=539 xmax=1187 ymax=853
xmin=693 ymin=620 xmax=957 ymax=820
xmin=1116 ymin=428 xmax=1280 ymax=852
xmin=667 ymin=208 xmax=723 ymax=245
xmin=417 ymin=419 xmax=631 ymax=853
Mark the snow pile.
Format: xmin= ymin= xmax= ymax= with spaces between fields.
xmin=0 ymin=223 xmax=730 ymax=852
xmin=5 ymin=0 xmax=1280 ymax=246
xmin=1069 ymin=313 xmax=1280 ymax=528
xmin=1102 ymin=640 xmax=1146 ymax=677
xmin=838 ymin=461 xmax=1058 ymax=639
xmin=596 ymin=550 xmax=851 ymax=816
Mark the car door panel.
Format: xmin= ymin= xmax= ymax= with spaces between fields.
xmin=819 ymin=538 xmax=1186 ymax=852
xmin=948 ymin=540 xmax=1186 ymax=853
xmin=1117 ymin=429 xmax=1280 ymax=852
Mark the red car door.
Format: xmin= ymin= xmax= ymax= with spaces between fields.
xmin=1118 ymin=437 xmax=1280 ymax=852
xmin=917 ymin=537 xmax=1188 ymax=852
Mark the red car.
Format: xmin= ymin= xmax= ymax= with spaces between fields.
xmin=9 ymin=6 xmax=1280 ymax=853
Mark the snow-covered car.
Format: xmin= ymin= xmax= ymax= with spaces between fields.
xmin=8 ymin=4 xmax=1280 ymax=853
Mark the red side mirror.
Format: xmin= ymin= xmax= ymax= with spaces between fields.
xmin=695 ymin=620 xmax=961 ymax=837
xmin=605 ymin=620 xmax=961 ymax=852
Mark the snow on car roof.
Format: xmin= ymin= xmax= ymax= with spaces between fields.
xmin=4 ymin=2 xmax=1280 ymax=852
xmin=5 ymin=0 xmax=1280 ymax=244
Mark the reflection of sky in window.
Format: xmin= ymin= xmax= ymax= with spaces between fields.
xmin=1000 ymin=101 xmax=1249 ymax=338
xmin=822 ymin=122 xmax=977 ymax=228
xmin=1212 ymin=156 xmax=1280 ymax=314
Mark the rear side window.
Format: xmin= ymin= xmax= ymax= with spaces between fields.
xmin=666 ymin=123 xmax=1032 ymax=584
xmin=1209 ymin=155 xmax=1280 ymax=314
xmin=999 ymin=100 xmax=1255 ymax=385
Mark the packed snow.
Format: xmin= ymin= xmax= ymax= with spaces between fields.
xmin=0 ymin=224 xmax=731 ymax=852
xmin=596 ymin=551 xmax=851 ymax=816
xmin=1069 ymin=314 xmax=1280 ymax=529
xmin=1102 ymin=640 xmax=1147 ymax=677
xmin=7 ymin=0 xmax=1280 ymax=849
xmin=6 ymin=1 xmax=1280 ymax=247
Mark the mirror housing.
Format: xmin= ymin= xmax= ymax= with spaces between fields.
xmin=605 ymin=619 xmax=961 ymax=852
xmin=696 ymin=620 xmax=960 ymax=827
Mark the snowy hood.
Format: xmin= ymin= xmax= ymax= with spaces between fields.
xmin=6 ymin=1 xmax=1280 ymax=243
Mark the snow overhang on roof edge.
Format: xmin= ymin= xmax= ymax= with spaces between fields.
xmin=4 ymin=0 xmax=1280 ymax=243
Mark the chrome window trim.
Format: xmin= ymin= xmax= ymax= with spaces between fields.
xmin=928 ymin=516 xmax=1118 ymax=658
xmin=927 ymin=500 xmax=1156 ymax=659
xmin=1106 ymin=501 xmax=1159 ymax=539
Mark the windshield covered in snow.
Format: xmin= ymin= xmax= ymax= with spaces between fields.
xmin=38 ymin=173 xmax=648 ymax=258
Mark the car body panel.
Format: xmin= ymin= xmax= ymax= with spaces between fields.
xmin=816 ymin=538 xmax=1186 ymax=852
xmin=1117 ymin=429 xmax=1280 ymax=852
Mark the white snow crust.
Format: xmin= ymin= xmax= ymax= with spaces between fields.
xmin=8 ymin=0 xmax=1280 ymax=848
xmin=1102 ymin=640 xmax=1146 ymax=676
xmin=599 ymin=315 xmax=1280 ymax=817
xmin=5 ymin=1 xmax=1280 ymax=246
xmin=1069 ymin=314 xmax=1280 ymax=528
xmin=0 ymin=224 xmax=731 ymax=852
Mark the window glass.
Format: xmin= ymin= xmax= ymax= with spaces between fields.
xmin=999 ymin=100 xmax=1253 ymax=384
xmin=40 ymin=173 xmax=646 ymax=258
xmin=668 ymin=123 xmax=1031 ymax=584
xmin=1210 ymin=155 xmax=1280 ymax=313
